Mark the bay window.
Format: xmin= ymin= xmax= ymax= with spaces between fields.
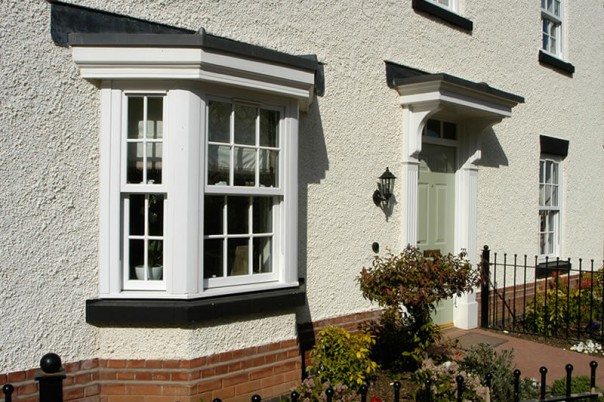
xmin=67 ymin=31 xmax=316 ymax=304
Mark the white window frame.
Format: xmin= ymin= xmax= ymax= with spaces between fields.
xmin=71 ymin=39 xmax=315 ymax=299
xmin=538 ymin=155 xmax=562 ymax=260
xmin=541 ymin=0 xmax=564 ymax=58
xmin=99 ymin=83 xmax=300 ymax=299
xmin=428 ymin=0 xmax=458 ymax=13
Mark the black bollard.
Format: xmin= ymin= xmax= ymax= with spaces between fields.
xmin=35 ymin=353 xmax=66 ymax=402
xmin=2 ymin=384 xmax=14 ymax=402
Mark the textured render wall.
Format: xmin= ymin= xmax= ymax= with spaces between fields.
xmin=0 ymin=1 xmax=101 ymax=373
xmin=1 ymin=0 xmax=602 ymax=374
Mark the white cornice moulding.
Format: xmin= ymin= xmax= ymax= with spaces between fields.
xmin=396 ymin=80 xmax=518 ymax=118
xmin=71 ymin=46 xmax=315 ymax=111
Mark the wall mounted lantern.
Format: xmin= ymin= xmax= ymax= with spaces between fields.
xmin=373 ymin=167 xmax=396 ymax=206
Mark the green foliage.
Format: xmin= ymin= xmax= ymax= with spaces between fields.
xmin=295 ymin=377 xmax=358 ymax=402
xmin=550 ymin=375 xmax=603 ymax=400
xmin=358 ymin=245 xmax=479 ymax=369
xmin=524 ymin=273 xmax=602 ymax=337
xmin=459 ymin=343 xmax=515 ymax=402
xmin=307 ymin=326 xmax=378 ymax=388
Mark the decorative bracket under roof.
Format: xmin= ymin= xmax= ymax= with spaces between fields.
xmin=385 ymin=61 xmax=524 ymax=160
xmin=49 ymin=0 xmax=321 ymax=111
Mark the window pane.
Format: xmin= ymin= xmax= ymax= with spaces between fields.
xmin=234 ymin=105 xmax=256 ymax=145
xmin=539 ymin=184 xmax=545 ymax=206
xmin=127 ymin=143 xmax=144 ymax=184
xmin=544 ymin=184 xmax=552 ymax=206
xmin=147 ymin=97 xmax=163 ymax=139
xmin=127 ymin=97 xmax=144 ymax=139
xmin=208 ymin=101 xmax=231 ymax=143
xmin=146 ymin=142 xmax=162 ymax=184
xmin=253 ymin=237 xmax=272 ymax=273
xmin=129 ymin=239 xmax=144 ymax=279
xmin=540 ymin=211 xmax=547 ymax=231
xmin=148 ymin=240 xmax=163 ymax=270
xmin=425 ymin=119 xmax=440 ymax=138
xmin=204 ymin=239 xmax=224 ymax=278
xmin=554 ymin=0 xmax=560 ymax=16
xmin=259 ymin=149 xmax=278 ymax=187
xmin=546 ymin=233 xmax=554 ymax=254
xmin=259 ymin=109 xmax=279 ymax=147
xmin=204 ymin=196 xmax=225 ymax=235
xmin=443 ymin=122 xmax=457 ymax=140
xmin=228 ymin=239 xmax=249 ymax=276
xmin=129 ymin=194 xmax=145 ymax=236
xmin=148 ymin=194 xmax=164 ymax=236
xmin=227 ymin=196 xmax=249 ymax=234
xmin=208 ymin=144 xmax=231 ymax=185
xmin=234 ymin=147 xmax=256 ymax=186
xmin=253 ymin=197 xmax=273 ymax=234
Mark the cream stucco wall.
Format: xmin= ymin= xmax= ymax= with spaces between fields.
xmin=0 ymin=0 xmax=602 ymax=373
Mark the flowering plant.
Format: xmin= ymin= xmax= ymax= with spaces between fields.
xmin=570 ymin=339 xmax=603 ymax=355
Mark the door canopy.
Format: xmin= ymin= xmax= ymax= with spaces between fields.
xmin=385 ymin=61 xmax=524 ymax=160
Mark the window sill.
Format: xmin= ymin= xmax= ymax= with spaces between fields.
xmin=86 ymin=282 xmax=306 ymax=325
xmin=412 ymin=0 xmax=473 ymax=32
xmin=536 ymin=259 xmax=572 ymax=279
xmin=539 ymin=50 xmax=575 ymax=76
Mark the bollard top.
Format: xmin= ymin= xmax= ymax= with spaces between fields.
xmin=40 ymin=353 xmax=62 ymax=373
xmin=2 ymin=384 xmax=14 ymax=395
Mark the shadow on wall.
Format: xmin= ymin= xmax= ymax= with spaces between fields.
xmin=478 ymin=128 xmax=509 ymax=168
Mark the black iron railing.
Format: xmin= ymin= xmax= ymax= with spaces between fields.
xmin=480 ymin=245 xmax=604 ymax=342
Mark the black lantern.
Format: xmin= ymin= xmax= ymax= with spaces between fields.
xmin=373 ymin=167 xmax=396 ymax=206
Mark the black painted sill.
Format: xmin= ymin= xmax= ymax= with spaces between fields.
xmin=412 ymin=0 xmax=473 ymax=32
xmin=539 ymin=50 xmax=575 ymax=76
xmin=86 ymin=282 xmax=305 ymax=326
xmin=536 ymin=260 xmax=572 ymax=279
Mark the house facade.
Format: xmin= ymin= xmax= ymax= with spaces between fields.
xmin=1 ymin=0 xmax=602 ymax=400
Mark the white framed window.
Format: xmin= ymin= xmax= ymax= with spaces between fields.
xmin=538 ymin=156 xmax=561 ymax=258
xmin=100 ymin=85 xmax=301 ymax=298
xmin=541 ymin=0 xmax=563 ymax=57
xmin=69 ymin=33 xmax=316 ymax=300
xmin=121 ymin=93 xmax=167 ymax=291
xmin=204 ymin=99 xmax=283 ymax=289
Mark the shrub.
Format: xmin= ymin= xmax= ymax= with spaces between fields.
xmin=358 ymin=245 xmax=479 ymax=369
xmin=294 ymin=377 xmax=358 ymax=402
xmin=414 ymin=358 xmax=489 ymax=401
xmin=550 ymin=375 xmax=602 ymax=399
xmin=307 ymin=326 xmax=378 ymax=388
xmin=524 ymin=272 xmax=602 ymax=337
xmin=459 ymin=343 xmax=515 ymax=402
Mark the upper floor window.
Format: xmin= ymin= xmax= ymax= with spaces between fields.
xmin=427 ymin=0 xmax=458 ymax=13
xmin=539 ymin=157 xmax=561 ymax=258
xmin=412 ymin=0 xmax=472 ymax=31
xmin=541 ymin=0 xmax=563 ymax=57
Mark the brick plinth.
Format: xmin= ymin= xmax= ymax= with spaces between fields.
xmin=0 ymin=310 xmax=382 ymax=402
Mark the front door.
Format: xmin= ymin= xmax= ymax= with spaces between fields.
xmin=417 ymin=143 xmax=456 ymax=326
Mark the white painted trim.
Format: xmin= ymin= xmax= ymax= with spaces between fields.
xmin=71 ymin=47 xmax=315 ymax=111
xmin=395 ymin=79 xmax=519 ymax=329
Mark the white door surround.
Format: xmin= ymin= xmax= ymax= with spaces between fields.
xmin=387 ymin=63 xmax=524 ymax=329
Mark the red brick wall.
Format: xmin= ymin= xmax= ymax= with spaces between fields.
xmin=0 ymin=310 xmax=383 ymax=402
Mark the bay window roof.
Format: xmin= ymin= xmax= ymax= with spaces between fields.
xmin=50 ymin=0 xmax=320 ymax=111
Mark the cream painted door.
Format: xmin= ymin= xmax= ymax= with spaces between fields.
xmin=417 ymin=143 xmax=456 ymax=326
